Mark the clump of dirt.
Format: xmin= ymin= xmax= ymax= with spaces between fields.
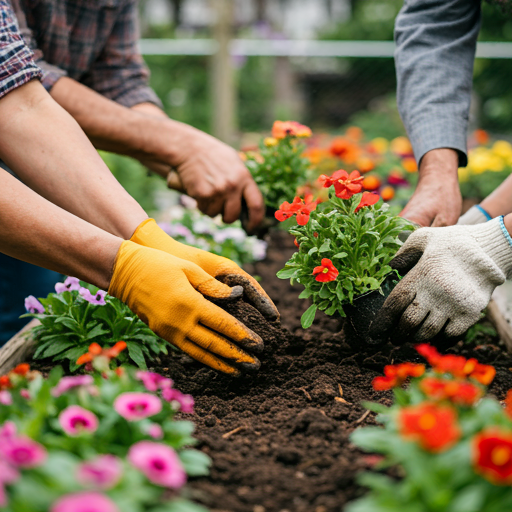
xmin=154 ymin=231 xmax=512 ymax=512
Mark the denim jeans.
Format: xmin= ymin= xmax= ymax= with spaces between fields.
xmin=0 ymin=164 xmax=60 ymax=345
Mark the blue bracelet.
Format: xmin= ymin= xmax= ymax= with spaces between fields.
xmin=476 ymin=204 xmax=492 ymax=221
xmin=499 ymin=216 xmax=512 ymax=247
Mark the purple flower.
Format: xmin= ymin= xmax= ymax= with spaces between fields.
xmin=0 ymin=391 xmax=12 ymax=406
xmin=79 ymin=288 xmax=107 ymax=306
xmin=161 ymin=388 xmax=194 ymax=414
xmin=51 ymin=492 xmax=119 ymax=512
xmin=24 ymin=295 xmax=45 ymax=314
xmin=0 ymin=460 xmax=20 ymax=507
xmin=180 ymin=194 xmax=198 ymax=210
xmin=213 ymin=227 xmax=246 ymax=244
xmin=52 ymin=375 xmax=94 ymax=397
xmin=0 ymin=436 xmax=47 ymax=468
xmin=59 ymin=405 xmax=99 ymax=436
xmin=135 ymin=371 xmax=173 ymax=392
xmin=128 ymin=441 xmax=186 ymax=488
xmin=145 ymin=423 xmax=163 ymax=440
xmin=114 ymin=392 xmax=162 ymax=421
xmin=76 ymin=455 xmax=122 ymax=490
xmin=55 ymin=276 xmax=81 ymax=293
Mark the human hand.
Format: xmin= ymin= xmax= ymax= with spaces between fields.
xmin=369 ymin=218 xmax=512 ymax=345
xmin=130 ymin=219 xmax=279 ymax=321
xmin=400 ymin=148 xmax=462 ymax=227
xmin=108 ymin=240 xmax=264 ymax=376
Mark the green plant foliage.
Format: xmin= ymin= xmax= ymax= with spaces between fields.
xmin=277 ymin=190 xmax=412 ymax=328
xmin=24 ymin=285 xmax=168 ymax=372
xmin=245 ymin=135 xmax=310 ymax=209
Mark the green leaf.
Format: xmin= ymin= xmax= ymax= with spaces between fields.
xmin=85 ymin=323 xmax=110 ymax=341
xmin=54 ymin=317 xmax=80 ymax=330
xmin=319 ymin=285 xmax=331 ymax=299
xmin=39 ymin=340 xmax=76 ymax=359
xmin=276 ymin=267 xmax=299 ymax=279
xmin=179 ymin=449 xmax=211 ymax=476
xmin=333 ymin=252 xmax=348 ymax=259
xmin=126 ymin=341 xmax=147 ymax=369
xmin=298 ymin=289 xmax=312 ymax=299
xmin=319 ymin=240 xmax=331 ymax=252
xmin=301 ymin=304 xmax=317 ymax=329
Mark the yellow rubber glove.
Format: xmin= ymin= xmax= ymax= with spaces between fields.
xmin=130 ymin=219 xmax=279 ymax=320
xmin=108 ymin=241 xmax=263 ymax=376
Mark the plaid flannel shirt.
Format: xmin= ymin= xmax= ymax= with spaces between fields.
xmin=0 ymin=0 xmax=41 ymax=100
xmin=10 ymin=0 xmax=161 ymax=108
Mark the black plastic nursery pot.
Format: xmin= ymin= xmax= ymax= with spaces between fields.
xmin=240 ymin=199 xmax=278 ymax=239
xmin=343 ymin=273 xmax=398 ymax=347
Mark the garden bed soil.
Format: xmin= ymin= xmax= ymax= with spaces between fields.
xmin=152 ymin=231 xmax=512 ymax=512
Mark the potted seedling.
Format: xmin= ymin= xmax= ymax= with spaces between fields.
xmin=276 ymin=169 xmax=413 ymax=344
xmin=242 ymin=120 xmax=312 ymax=237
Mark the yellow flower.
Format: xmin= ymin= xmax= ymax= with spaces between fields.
xmin=264 ymin=137 xmax=278 ymax=147
xmin=458 ymin=167 xmax=469 ymax=183
xmin=492 ymin=140 xmax=512 ymax=160
xmin=369 ymin=137 xmax=389 ymax=155
xmin=390 ymin=136 xmax=413 ymax=156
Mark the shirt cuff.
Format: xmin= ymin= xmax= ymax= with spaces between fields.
xmin=0 ymin=46 xmax=42 ymax=100
xmin=114 ymin=86 xmax=163 ymax=109
xmin=38 ymin=62 xmax=68 ymax=92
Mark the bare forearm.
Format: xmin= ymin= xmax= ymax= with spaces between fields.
xmin=481 ymin=174 xmax=512 ymax=218
xmin=0 ymin=80 xmax=147 ymax=239
xmin=0 ymin=171 xmax=122 ymax=290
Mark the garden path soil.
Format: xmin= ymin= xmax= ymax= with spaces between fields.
xmin=152 ymin=232 xmax=512 ymax=512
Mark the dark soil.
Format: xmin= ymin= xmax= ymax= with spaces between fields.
xmin=150 ymin=231 xmax=512 ymax=512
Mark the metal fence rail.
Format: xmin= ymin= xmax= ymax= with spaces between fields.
xmin=140 ymin=39 xmax=512 ymax=59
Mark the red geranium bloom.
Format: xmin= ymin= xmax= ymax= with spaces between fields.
xmin=420 ymin=377 xmax=482 ymax=406
xmin=474 ymin=429 xmax=512 ymax=485
xmin=372 ymin=362 xmax=425 ymax=391
xmin=312 ymin=259 xmax=339 ymax=282
xmin=275 ymin=197 xmax=301 ymax=222
xmin=355 ymin=192 xmax=380 ymax=213
xmin=275 ymin=197 xmax=317 ymax=226
xmin=319 ymin=169 xmax=364 ymax=199
xmin=399 ymin=402 xmax=460 ymax=453
xmin=272 ymin=120 xmax=312 ymax=139
xmin=11 ymin=364 xmax=30 ymax=376
xmin=0 ymin=376 xmax=11 ymax=390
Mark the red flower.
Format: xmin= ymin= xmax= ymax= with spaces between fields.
xmin=505 ymin=390 xmax=512 ymax=419
xmin=272 ymin=120 xmax=312 ymax=139
xmin=420 ymin=377 xmax=482 ymax=406
xmin=355 ymin=192 xmax=380 ymax=213
xmin=11 ymin=364 xmax=30 ymax=376
xmin=319 ymin=170 xmax=364 ymax=199
xmin=77 ymin=341 xmax=127 ymax=366
xmin=470 ymin=363 xmax=496 ymax=386
xmin=372 ymin=363 xmax=425 ymax=391
xmin=275 ymin=196 xmax=317 ymax=226
xmin=474 ymin=429 xmax=512 ymax=484
xmin=0 ymin=376 xmax=11 ymax=390
xmin=399 ymin=402 xmax=460 ymax=452
xmin=294 ymin=238 xmax=300 ymax=248
xmin=312 ymin=259 xmax=339 ymax=282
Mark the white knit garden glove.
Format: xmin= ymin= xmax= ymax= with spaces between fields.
xmin=370 ymin=217 xmax=512 ymax=344
xmin=457 ymin=205 xmax=491 ymax=225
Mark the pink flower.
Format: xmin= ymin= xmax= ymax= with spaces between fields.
xmin=162 ymin=388 xmax=194 ymax=414
xmin=76 ymin=455 xmax=122 ymax=490
xmin=0 ymin=460 xmax=20 ymax=507
xmin=0 ymin=436 xmax=47 ymax=468
xmin=145 ymin=423 xmax=163 ymax=440
xmin=59 ymin=405 xmax=99 ymax=436
xmin=79 ymin=288 xmax=107 ymax=306
xmin=114 ymin=392 xmax=162 ymax=421
xmin=19 ymin=389 xmax=30 ymax=400
xmin=0 ymin=422 xmax=16 ymax=439
xmin=51 ymin=492 xmax=119 ymax=512
xmin=55 ymin=277 xmax=81 ymax=293
xmin=136 ymin=371 xmax=173 ymax=392
xmin=52 ymin=375 xmax=94 ymax=397
xmin=0 ymin=391 xmax=12 ymax=406
xmin=24 ymin=295 xmax=44 ymax=314
xmin=128 ymin=441 xmax=186 ymax=488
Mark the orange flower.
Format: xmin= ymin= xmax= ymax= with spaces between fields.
xmin=380 ymin=186 xmax=395 ymax=201
xmin=355 ymin=192 xmax=379 ymax=213
xmin=402 ymin=157 xmax=418 ymax=173
xmin=399 ymin=402 xmax=460 ymax=452
xmin=329 ymin=137 xmax=361 ymax=164
xmin=77 ymin=341 xmax=127 ymax=366
xmin=470 ymin=363 xmax=496 ymax=386
xmin=474 ymin=129 xmax=490 ymax=146
xmin=319 ymin=169 xmax=364 ymax=199
xmin=303 ymin=147 xmax=330 ymax=165
xmin=420 ymin=376 xmax=482 ymax=406
xmin=474 ymin=429 xmax=512 ymax=484
xmin=505 ymin=390 xmax=512 ymax=419
xmin=362 ymin=175 xmax=381 ymax=191
xmin=345 ymin=126 xmax=364 ymax=142
xmin=390 ymin=136 xmax=413 ymax=157
xmin=372 ymin=362 xmax=425 ymax=391
xmin=11 ymin=363 xmax=30 ymax=376
xmin=272 ymin=120 xmax=312 ymax=139
xmin=356 ymin=157 xmax=375 ymax=173
xmin=275 ymin=196 xmax=317 ymax=226
xmin=312 ymin=258 xmax=339 ymax=283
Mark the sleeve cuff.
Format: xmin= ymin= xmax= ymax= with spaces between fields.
xmin=113 ymin=86 xmax=163 ymax=109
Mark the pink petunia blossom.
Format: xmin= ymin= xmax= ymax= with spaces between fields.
xmin=0 ymin=460 xmax=20 ymax=507
xmin=76 ymin=455 xmax=122 ymax=490
xmin=145 ymin=423 xmax=163 ymax=440
xmin=128 ymin=441 xmax=186 ymax=488
xmin=55 ymin=277 xmax=81 ymax=293
xmin=24 ymin=295 xmax=44 ymax=314
xmin=59 ymin=405 xmax=99 ymax=436
xmin=79 ymin=288 xmax=107 ymax=306
xmin=0 ymin=422 xmax=16 ymax=439
xmin=135 ymin=371 xmax=173 ymax=392
xmin=114 ymin=392 xmax=162 ymax=421
xmin=51 ymin=492 xmax=119 ymax=512
xmin=52 ymin=375 xmax=94 ymax=397
xmin=0 ymin=436 xmax=47 ymax=468
xmin=19 ymin=389 xmax=30 ymax=400
xmin=162 ymin=388 xmax=194 ymax=414
xmin=0 ymin=391 xmax=12 ymax=406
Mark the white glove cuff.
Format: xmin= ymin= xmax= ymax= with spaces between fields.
xmin=457 ymin=205 xmax=491 ymax=225
xmin=469 ymin=217 xmax=512 ymax=279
